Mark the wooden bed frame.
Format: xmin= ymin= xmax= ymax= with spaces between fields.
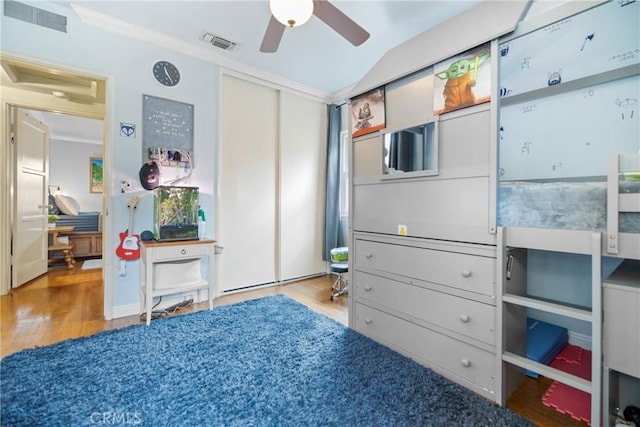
xmin=49 ymin=231 xmax=102 ymax=261
xmin=69 ymin=231 xmax=102 ymax=258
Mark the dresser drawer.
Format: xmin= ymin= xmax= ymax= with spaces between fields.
xmin=355 ymin=302 xmax=496 ymax=395
xmin=151 ymin=243 xmax=210 ymax=262
xmin=355 ymin=239 xmax=495 ymax=296
xmin=355 ymin=271 xmax=495 ymax=345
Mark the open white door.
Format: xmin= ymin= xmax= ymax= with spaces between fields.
xmin=12 ymin=109 xmax=49 ymax=287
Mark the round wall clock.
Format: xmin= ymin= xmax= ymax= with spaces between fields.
xmin=152 ymin=60 xmax=180 ymax=87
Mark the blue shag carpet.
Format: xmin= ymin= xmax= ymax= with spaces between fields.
xmin=1 ymin=295 xmax=533 ymax=426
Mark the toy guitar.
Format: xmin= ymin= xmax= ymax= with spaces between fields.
xmin=116 ymin=196 xmax=140 ymax=261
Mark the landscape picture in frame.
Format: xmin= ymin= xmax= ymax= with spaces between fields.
xmin=351 ymin=87 xmax=385 ymax=138
xmin=90 ymin=157 xmax=103 ymax=193
xmin=433 ymin=43 xmax=491 ymax=115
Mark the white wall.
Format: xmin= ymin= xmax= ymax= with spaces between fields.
xmin=1 ymin=1 xmax=218 ymax=313
xmin=49 ymin=140 xmax=103 ymax=212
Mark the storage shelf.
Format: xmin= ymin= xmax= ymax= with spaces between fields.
xmin=504 ymin=227 xmax=601 ymax=255
xmin=503 ymin=352 xmax=592 ymax=393
xmin=151 ymin=280 xmax=209 ymax=298
xmin=499 ymin=63 xmax=639 ymax=107
xmin=502 ymin=294 xmax=592 ymax=322
xmin=48 ymin=244 xmax=73 ymax=251
xmin=498 ymin=226 xmax=602 ymax=424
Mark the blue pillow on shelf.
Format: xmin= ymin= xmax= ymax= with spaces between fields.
xmin=526 ymin=317 xmax=568 ymax=378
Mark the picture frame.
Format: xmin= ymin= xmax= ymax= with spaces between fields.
xmin=433 ymin=42 xmax=491 ymax=115
xmin=351 ymin=87 xmax=385 ymax=138
xmin=90 ymin=157 xmax=103 ymax=193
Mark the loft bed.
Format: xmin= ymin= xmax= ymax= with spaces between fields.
xmin=498 ymin=153 xmax=640 ymax=261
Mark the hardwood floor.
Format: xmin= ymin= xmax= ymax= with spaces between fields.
xmin=0 ymin=262 xmax=348 ymax=359
xmin=1 ymin=262 xmax=587 ymax=426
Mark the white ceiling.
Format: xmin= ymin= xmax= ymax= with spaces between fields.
xmin=30 ymin=0 xmax=565 ymax=144
xmin=64 ymin=0 xmax=482 ymax=96
xmin=26 ymin=109 xmax=103 ymax=145
xmin=36 ymin=0 xmax=489 ymax=143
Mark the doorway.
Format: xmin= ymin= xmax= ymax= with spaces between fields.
xmin=26 ymin=108 xmax=104 ymax=271
xmin=1 ymin=56 xmax=108 ymax=317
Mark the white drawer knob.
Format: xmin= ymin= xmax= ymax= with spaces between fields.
xmin=364 ymin=285 xmax=372 ymax=292
xmin=461 ymin=270 xmax=471 ymax=278
xmin=459 ymin=314 xmax=470 ymax=323
xmin=364 ymin=318 xmax=372 ymax=325
xmin=365 ymin=252 xmax=373 ymax=259
xmin=461 ymin=359 xmax=471 ymax=368
xmin=181 ymin=249 xmax=187 ymax=255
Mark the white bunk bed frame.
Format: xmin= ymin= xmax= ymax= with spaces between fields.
xmin=497 ymin=153 xmax=639 ymax=425
xmin=606 ymin=153 xmax=640 ymax=260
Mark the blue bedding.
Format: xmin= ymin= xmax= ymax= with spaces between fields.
xmin=55 ymin=211 xmax=101 ymax=232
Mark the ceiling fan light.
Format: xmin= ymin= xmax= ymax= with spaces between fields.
xmin=270 ymin=0 xmax=313 ymax=28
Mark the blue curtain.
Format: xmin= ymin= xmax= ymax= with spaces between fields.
xmin=388 ymin=130 xmax=421 ymax=172
xmin=323 ymin=104 xmax=341 ymax=261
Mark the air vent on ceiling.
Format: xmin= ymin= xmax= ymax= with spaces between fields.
xmin=4 ymin=0 xmax=67 ymax=32
xmin=201 ymin=32 xmax=239 ymax=51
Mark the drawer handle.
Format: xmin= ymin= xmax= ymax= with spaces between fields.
xmin=365 ymin=252 xmax=373 ymax=259
xmin=181 ymin=249 xmax=187 ymax=255
xmin=461 ymin=359 xmax=471 ymax=368
xmin=459 ymin=314 xmax=470 ymax=323
xmin=364 ymin=285 xmax=372 ymax=292
xmin=364 ymin=318 xmax=372 ymax=325
xmin=461 ymin=270 xmax=471 ymax=278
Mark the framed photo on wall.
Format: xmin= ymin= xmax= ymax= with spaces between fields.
xmin=351 ymin=87 xmax=385 ymax=138
xmin=90 ymin=157 xmax=103 ymax=193
xmin=433 ymin=43 xmax=491 ymax=115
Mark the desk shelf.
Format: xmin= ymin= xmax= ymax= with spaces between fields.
xmin=151 ymin=280 xmax=209 ymax=298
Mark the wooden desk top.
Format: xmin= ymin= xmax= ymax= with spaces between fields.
xmin=140 ymin=239 xmax=216 ymax=248
xmin=48 ymin=226 xmax=75 ymax=252
xmin=48 ymin=225 xmax=75 ymax=234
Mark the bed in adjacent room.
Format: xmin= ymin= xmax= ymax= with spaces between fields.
xmin=50 ymin=193 xmax=102 ymax=259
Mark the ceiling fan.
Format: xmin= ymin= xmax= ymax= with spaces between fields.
xmin=260 ymin=0 xmax=370 ymax=53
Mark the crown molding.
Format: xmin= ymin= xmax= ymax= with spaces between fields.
xmin=70 ymin=4 xmax=331 ymax=103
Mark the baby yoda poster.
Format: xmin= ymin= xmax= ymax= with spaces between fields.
xmin=434 ymin=43 xmax=491 ymax=115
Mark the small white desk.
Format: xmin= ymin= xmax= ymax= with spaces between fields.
xmin=139 ymin=239 xmax=216 ymax=325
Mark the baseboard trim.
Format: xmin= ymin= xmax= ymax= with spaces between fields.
xmin=568 ymin=330 xmax=592 ymax=350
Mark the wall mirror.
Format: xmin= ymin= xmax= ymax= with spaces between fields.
xmin=382 ymin=121 xmax=438 ymax=179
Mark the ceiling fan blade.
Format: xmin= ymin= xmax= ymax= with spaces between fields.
xmin=260 ymin=15 xmax=286 ymax=53
xmin=312 ymin=0 xmax=370 ymax=46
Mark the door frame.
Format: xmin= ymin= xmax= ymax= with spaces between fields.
xmin=0 ymin=55 xmax=112 ymax=319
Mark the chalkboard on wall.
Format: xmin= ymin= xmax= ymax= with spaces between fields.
xmin=498 ymin=0 xmax=640 ymax=182
xmin=500 ymin=0 xmax=639 ymax=97
xmin=142 ymin=94 xmax=194 ymax=158
xmin=499 ymin=75 xmax=639 ymax=181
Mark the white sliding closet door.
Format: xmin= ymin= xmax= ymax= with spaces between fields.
xmin=219 ymin=75 xmax=327 ymax=292
xmin=219 ymin=75 xmax=277 ymax=292
xmin=279 ymin=92 xmax=326 ymax=281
